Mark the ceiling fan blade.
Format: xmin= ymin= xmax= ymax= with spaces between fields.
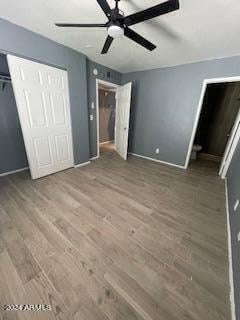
xmin=101 ymin=36 xmax=114 ymax=54
xmin=55 ymin=23 xmax=106 ymax=27
xmin=123 ymin=0 xmax=180 ymax=26
xmin=124 ymin=27 xmax=156 ymax=51
xmin=96 ymin=0 xmax=112 ymax=18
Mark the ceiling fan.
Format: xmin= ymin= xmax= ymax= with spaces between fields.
xmin=55 ymin=0 xmax=180 ymax=54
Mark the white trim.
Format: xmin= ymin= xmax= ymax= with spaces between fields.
xmin=98 ymin=86 xmax=117 ymax=93
xmin=96 ymin=79 xmax=119 ymax=159
xmin=220 ymin=122 xmax=240 ymax=179
xmin=74 ymin=161 xmax=90 ymax=168
xmin=185 ymin=76 xmax=240 ymax=172
xmin=225 ymin=179 xmax=236 ymax=320
xmin=0 ymin=167 xmax=29 ymax=177
xmin=97 ymin=79 xmax=119 ymax=88
xmin=220 ymin=107 xmax=240 ymax=176
xmin=129 ymin=152 xmax=185 ymax=169
xmin=90 ymin=156 xmax=99 ymax=161
xmin=99 ymin=140 xmax=114 ymax=145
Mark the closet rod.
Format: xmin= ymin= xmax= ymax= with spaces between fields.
xmin=0 ymin=75 xmax=11 ymax=90
xmin=0 ymin=79 xmax=11 ymax=83
xmin=0 ymin=74 xmax=11 ymax=82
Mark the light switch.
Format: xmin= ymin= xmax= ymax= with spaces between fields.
xmin=90 ymin=115 xmax=94 ymax=121
xmin=91 ymin=102 xmax=95 ymax=109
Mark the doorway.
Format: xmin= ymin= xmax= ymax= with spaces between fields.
xmin=188 ymin=78 xmax=240 ymax=177
xmin=98 ymin=81 xmax=117 ymax=156
xmin=0 ymin=53 xmax=28 ymax=176
xmin=96 ymin=79 xmax=132 ymax=160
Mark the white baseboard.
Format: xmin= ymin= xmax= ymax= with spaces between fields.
xmin=99 ymin=140 xmax=114 ymax=145
xmin=74 ymin=161 xmax=90 ymax=168
xmin=225 ymin=179 xmax=236 ymax=320
xmin=90 ymin=156 xmax=99 ymax=161
xmin=0 ymin=167 xmax=29 ymax=177
xmin=128 ymin=152 xmax=185 ymax=169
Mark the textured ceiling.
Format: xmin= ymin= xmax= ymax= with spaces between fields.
xmin=0 ymin=0 xmax=240 ymax=72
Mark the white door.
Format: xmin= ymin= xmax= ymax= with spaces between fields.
xmin=115 ymin=82 xmax=132 ymax=160
xmin=7 ymin=55 xmax=74 ymax=179
xmin=219 ymin=108 xmax=240 ymax=178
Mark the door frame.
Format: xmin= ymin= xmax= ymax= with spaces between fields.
xmin=7 ymin=54 xmax=75 ymax=178
xmin=95 ymin=79 xmax=119 ymax=159
xmin=220 ymin=119 xmax=240 ymax=178
xmin=185 ymin=76 xmax=240 ymax=177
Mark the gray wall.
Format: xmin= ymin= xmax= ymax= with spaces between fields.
xmin=99 ymin=89 xmax=116 ymax=143
xmin=0 ymin=54 xmax=28 ymax=173
xmin=122 ymin=55 xmax=240 ymax=167
xmin=87 ymin=59 xmax=121 ymax=158
xmin=227 ymin=139 xmax=240 ymax=320
xmin=0 ymin=17 xmax=89 ymax=168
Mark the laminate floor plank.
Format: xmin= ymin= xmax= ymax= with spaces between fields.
xmin=0 ymin=144 xmax=230 ymax=320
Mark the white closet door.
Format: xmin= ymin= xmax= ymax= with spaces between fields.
xmin=7 ymin=55 xmax=74 ymax=179
xmin=115 ymin=82 xmax=132 ymax=160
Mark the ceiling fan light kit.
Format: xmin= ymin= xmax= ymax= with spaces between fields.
xmin=108 ymin=25 xmax=124 ymax=38
xmin=56 ymin=0 xmax=180 ymax=54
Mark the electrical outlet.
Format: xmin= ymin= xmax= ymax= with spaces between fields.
xmin=155 ymin=148 xmax=160 ymax=154
xmin=90 ymin=114 xmax=94 ymax=121
xmin=91 ymin=102 xmax=95 ymax=109
xmin=234 ymin=199 xmax=239 ymax=212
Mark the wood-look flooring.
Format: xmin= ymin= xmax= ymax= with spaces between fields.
xmin=0 ymin=144 xmax=231 ymax=320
